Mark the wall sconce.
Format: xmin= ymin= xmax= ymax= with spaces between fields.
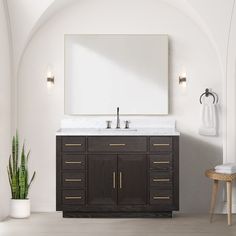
xmin=179 ymin=72 xmax=187 ymax=87
xmin=46 ymin=69 xmax=54 ymax=88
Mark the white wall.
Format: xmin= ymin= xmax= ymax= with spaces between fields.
xmin=7 ymin=0 xmax=54 ymax=66
xmin=0 ymin=0 xmax=12 ymax=219
xmin=224 ymin=1 xmax=236 ymax=212
xmin=17 ymin=0 xmax=223 ymax=213
xmin=187 ymin=0 xmax=234 ymax=67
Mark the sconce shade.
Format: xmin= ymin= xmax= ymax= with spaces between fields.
xmin=179 ymin=76 xmax=186 ymax=84
xmin=46 ymin=67 xmax=54 ymax=88
xmin=47 ymin=77 xmax=54 ymax=83
xmin=179 ymin=71 xmax=187 ymax=87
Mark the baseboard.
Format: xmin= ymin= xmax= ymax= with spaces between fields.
xmin=215 ymin=201 xmax=236 ymax=214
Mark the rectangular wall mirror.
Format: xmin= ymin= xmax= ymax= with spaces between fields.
xmin=64 ymin=34 xmax=168 ymax=115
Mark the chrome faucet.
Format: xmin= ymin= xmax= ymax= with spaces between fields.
xmin=116 ymin=107 xmax=120 ymax=129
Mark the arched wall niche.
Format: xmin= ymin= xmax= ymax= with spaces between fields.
xmin=18 ymin=0 xmax=224 ymax=75
xmin=17 ymin=0 xmax=224 ymax=213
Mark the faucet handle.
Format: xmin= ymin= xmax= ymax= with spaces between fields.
xmin=124 ymin=120 xmax=130 ymax=129
xmin=106 ymin=120 xmax=112 ymax=129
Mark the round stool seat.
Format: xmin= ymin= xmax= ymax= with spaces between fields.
xmin=205 ymin=169 xmax=236 ymax=181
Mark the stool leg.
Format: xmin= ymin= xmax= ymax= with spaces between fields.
xmin=210 ymin=180 xmax=219 ymax=222
xmin=226 ymin=181 xmax=232 ymax=226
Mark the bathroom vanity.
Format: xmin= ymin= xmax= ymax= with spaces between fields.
xmin=56 ymin=128 xmax=179 ymax=218
xmin=58 ymin=34 xmax=177 ymax=217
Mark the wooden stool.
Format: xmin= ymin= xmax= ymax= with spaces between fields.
xmin=205 ymin=169 xmax=236 ymax=225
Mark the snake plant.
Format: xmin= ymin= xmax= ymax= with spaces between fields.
xmin=7 ymin=131 xmax=36 ymax=199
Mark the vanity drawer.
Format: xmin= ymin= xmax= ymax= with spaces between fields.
xmin=62 ymin=154 xmax=85 ymax=170
xmin=62 ymin=173 xmax=85 ymax=188
xmin=150 ymin=189 xmax=173 ymax=205
xmin=62 ymin=137 xmax=86 ymax=152
xmin=149 ymin=137 xmax=172 ymax=152
xmin=150 ymin=154 xmax=172 ymax=170
xmin=150 ymin=171 xmax=172 ymax=187
xmin=88 ymin=137 xmax=147 ymax=152
xmin=63 ymin=190 xmax=85 ymax=205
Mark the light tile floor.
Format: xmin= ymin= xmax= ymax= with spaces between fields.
xmin=0 ymin=213 xmax=235 ymax=236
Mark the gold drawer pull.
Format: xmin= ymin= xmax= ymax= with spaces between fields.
xmin=109 ymin=144 xmax=126 ymax=147
xmin=119 ymin=172 xmax=122 ymax=189
xmin=153 ymin=161 xmax=170 ymax=164
xmin=153 ymin=196 xmax=170 ymax=200
xmin=65 ymin=143 xmax=82 ymax=147
xmin=65 ymin=178 xmax=82 ymax=182
xmin=113 ymin=172 xmax=116 ymax=189
xmin=65 ymin=196 xmax=82 ymax=200
xmin=65 ymin=161 xmax=82 ymax=164
xmin=153 ymin=143 xmax=170 ymax=147
xmin=153 ymin=178 xmax=170 ymax=182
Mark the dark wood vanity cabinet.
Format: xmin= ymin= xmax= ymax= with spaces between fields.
xmin=56 ymin=136 xmax=179 ymax=217
xmin=88 ymin=154 xmax=117 ymax=205
xmin=118 ymin=154 xmax=147 ymax=205
xmin=87 ymin=154 xmax=146 ymax=205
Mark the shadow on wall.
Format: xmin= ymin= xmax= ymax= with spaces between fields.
xmin=179 ymin=133 xmax=222 ymax=213
xmin=168 ymin=38 xmax=173 ymax=114
xmin=0 ymin=167 xmax=10 ymax=220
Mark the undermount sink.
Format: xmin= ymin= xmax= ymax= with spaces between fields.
xmin=97 ymin=128 xmax=137 ymax=132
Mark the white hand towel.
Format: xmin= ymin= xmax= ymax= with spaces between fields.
xmin=215 ymin=169 xmax=236 ymax=174
xmin=199 ymin=100 xmax=217 ymax=136
xmin=215 ymin=163 xmax=236 ymax=170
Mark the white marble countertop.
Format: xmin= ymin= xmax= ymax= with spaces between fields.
xmin=56 ymin=128 xmax=180 ymax=136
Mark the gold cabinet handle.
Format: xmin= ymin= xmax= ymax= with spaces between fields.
xmin=65 ymin=143 xmax=82 ymax=147
xmin=153 ymin=196 xmax=170 ymax=200
xmin=119 ymin=172 xmax=122 ymax=189
xmin=65 ymin=161 xmax=82 ymax=164
xmin=153 ymin=161 xmax=170 ymax=164
xmin=153 ymin=144 xmax=170 ymax=147
xmin=113 ymin=172 xmax=116 ymax=189
xmin=109 ymin=144 xmax=126 ymax=147
xmin=65 ymin=178 xmax=82 ymax=182
xmin=153 ymin=178 xmax=170 ymax=182
xmin=65 ymin=196 xmax=82 ymax=200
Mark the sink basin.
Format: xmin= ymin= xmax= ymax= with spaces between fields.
xmin=98 ymin=128 xmax=137 ymax=132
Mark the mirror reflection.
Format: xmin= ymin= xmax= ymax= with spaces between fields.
xmin=65 ymin=34 xmax=168 ymax=115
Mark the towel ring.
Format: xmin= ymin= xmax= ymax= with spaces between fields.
xmin=199 ymin=88 xmax=218 ymax=104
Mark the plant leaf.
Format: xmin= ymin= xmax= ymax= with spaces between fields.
xmin=28 ymin=171 xmax=36 ymax=190
xmin=15 ymin=131 xmax=19 ymax=174
xmin=12 ymin=136 xmax=16 ymax=175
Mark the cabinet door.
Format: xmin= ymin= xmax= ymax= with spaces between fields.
xmin=118 ymin=154 xmax=147 ymax=205
xmin=88 ymin=154 xmax=117 ymax=205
